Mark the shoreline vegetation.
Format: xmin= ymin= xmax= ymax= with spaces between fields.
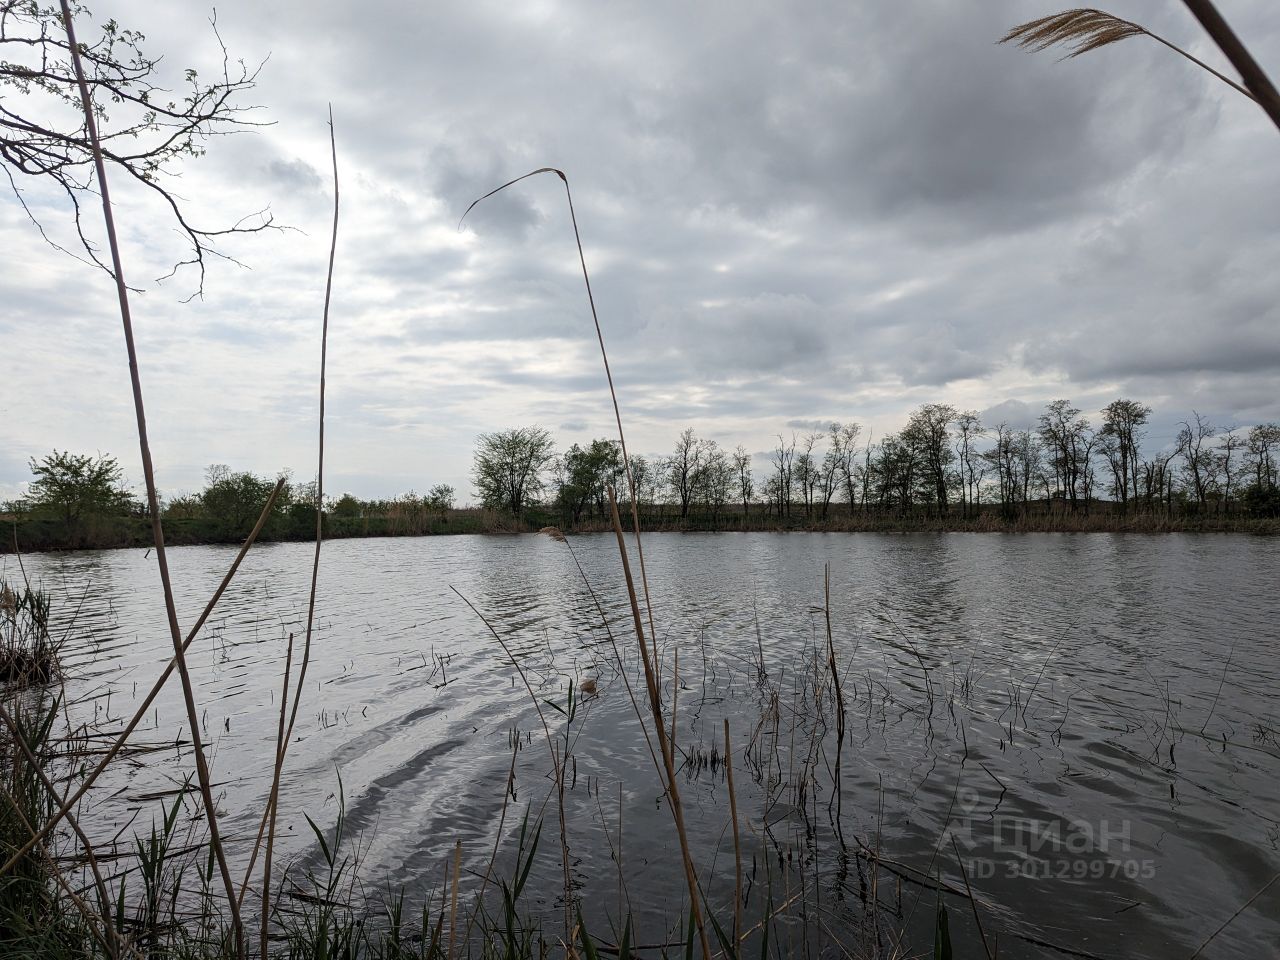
xmin=3 ymin=503 xmax=1278 ymax=554
xmin=6 ymin=395 xmax=1280 ymax=554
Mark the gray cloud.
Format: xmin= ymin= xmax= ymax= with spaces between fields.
xmin=980 ymin=399 xmax=1041 ymax=432
xmin=265 ymin=157 xmax=324 ymax=193
xmin=1 ymin=0 xmax=1277 ymax=501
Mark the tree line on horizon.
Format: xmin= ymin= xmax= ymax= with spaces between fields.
xmin=471 ymin=398 xmax=1280 ymax=524
xmin=5 ymin=398 xmax=1279 ymax=538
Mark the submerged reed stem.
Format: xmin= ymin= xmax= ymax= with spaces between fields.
xmin=607 ymin=486 xmax=712 ymax=960
xmin=724 ymin=718 xmax=742 ymax=951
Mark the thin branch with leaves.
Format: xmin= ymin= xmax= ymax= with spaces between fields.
xmin=1 ymin=1 xmax=280 ymax=297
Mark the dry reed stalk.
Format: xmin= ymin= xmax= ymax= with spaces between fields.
xmin=1001 ymin=5 xmax=1280 ymax=132
xmin=258 ymin=106 xmax=339 ymax=949
xmin=0 ymin=703 xmax=124 ymax=958
xmin=617 ymin=780 xmax=624 ymax=927
xmin=606 ymin=486 xmax=711 ymax=960
xmin=249 ymin=629 xmax=293 ymax=955
xmin=0 ymin=478 xmax=285 ymax=879
xmin=553 ymin=739 xmax=573 ymax=940
xmin=1180 ymin=0 xmax=1280 ymax=131
xmin=1190 ymin=870 xmax=1280 ymax=958
xmin=823 ymin=566 xmax=846 ymax=848
xmin=723 ymin=718 xmax=742 ymax=950
xmin=669 ymin=647 xmax=679 ymax=750
xmin=57 ymin=4 xmax=243 ymax=953
xmin=448 ymin=839 xmax=462 ymax=960
xmin=466 ymin=166 xmax=710 ymax=955
xmin=951 ymin=837 xmax=995 ymax=960
xmin=461 ymin=168 xmax=660 ymax=672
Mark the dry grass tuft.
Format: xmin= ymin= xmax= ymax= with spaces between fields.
xmin=1000 ymin=8 xmax=1145 ymax=58
xmin=0 ymin=581 xmax=62 ymax=685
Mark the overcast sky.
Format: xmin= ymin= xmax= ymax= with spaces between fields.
xmin=2 ymin=1 xmax=1278 ymax=504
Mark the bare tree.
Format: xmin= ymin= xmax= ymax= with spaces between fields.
xmin=770 ymin=433 xmax=795 ymax=519
xmin=858 ymin=430 xmax=874 ymax=513
xmin=1247 ymin=423 xmax=1280 ymax=491
xmin=1098 ymin=399 xmax=1151 ymax=512
xmin=1215 ymin=428 xmax=1246 ymax=513
xmin=904 ymin=403 xmax=957 ymax=514
xmin=826 ymin=421 xmax=862 ymax=515
xmin=1 ymin=2 xmax=276 ymax=297
xmin=983 ymin=422 xmax=1017 ymax=515
xmin=1140 ymin=447 xmax=1179 ymax=515
xmin=795 ymin=432 xmax=822 ymax=519
xmin=1177 ymin=412 xmax=1217 ymax=510
xmin=694 ymin=441 xmax=733 ymax=524
xmin=873 ymin=433 xmax=922 ymax=514
xmin=666 ymin=427 xmax=707 ymax=520
xmin=732 ymin=444 xmax=753 ymax=519
xmin=954 ymin=410 xmax=983 ymax=519
xmin=628 ymin=454 xmax=658 ymax=511
xmin=1038 ymin=399 xmax=1091 ymax=511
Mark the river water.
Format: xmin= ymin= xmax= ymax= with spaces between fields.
xmin=8 ymin=532 xmax=1279 ymax=958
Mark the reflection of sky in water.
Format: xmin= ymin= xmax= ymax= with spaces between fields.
xmin=11 ymin=532 xmax=1280 ymax=958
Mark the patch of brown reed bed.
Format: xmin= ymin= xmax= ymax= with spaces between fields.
xmin=0 ymin=582 xmax=63 ymax=686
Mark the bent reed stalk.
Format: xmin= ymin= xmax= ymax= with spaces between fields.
xmin=466 ymin=168 xmax=712 ymax=960
xmin=606 ymin=486 xmax=712 ymax=960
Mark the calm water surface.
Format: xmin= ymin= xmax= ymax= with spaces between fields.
xmin=9 ymin=532 xmax=1279 ymax=958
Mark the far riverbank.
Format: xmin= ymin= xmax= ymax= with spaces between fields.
xmin=3 ymin=504 xmax=1276 ymax=553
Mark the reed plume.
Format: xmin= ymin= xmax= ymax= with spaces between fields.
xmin=1000 ymin=7 xmax=1256 ymax=103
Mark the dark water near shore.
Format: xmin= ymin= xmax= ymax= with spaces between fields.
xmin=9 ymin=532 xmax=1279 ymax=958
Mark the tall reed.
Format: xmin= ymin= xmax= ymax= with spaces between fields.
xmin=58 ymin=3 xmax=242 ymax=952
